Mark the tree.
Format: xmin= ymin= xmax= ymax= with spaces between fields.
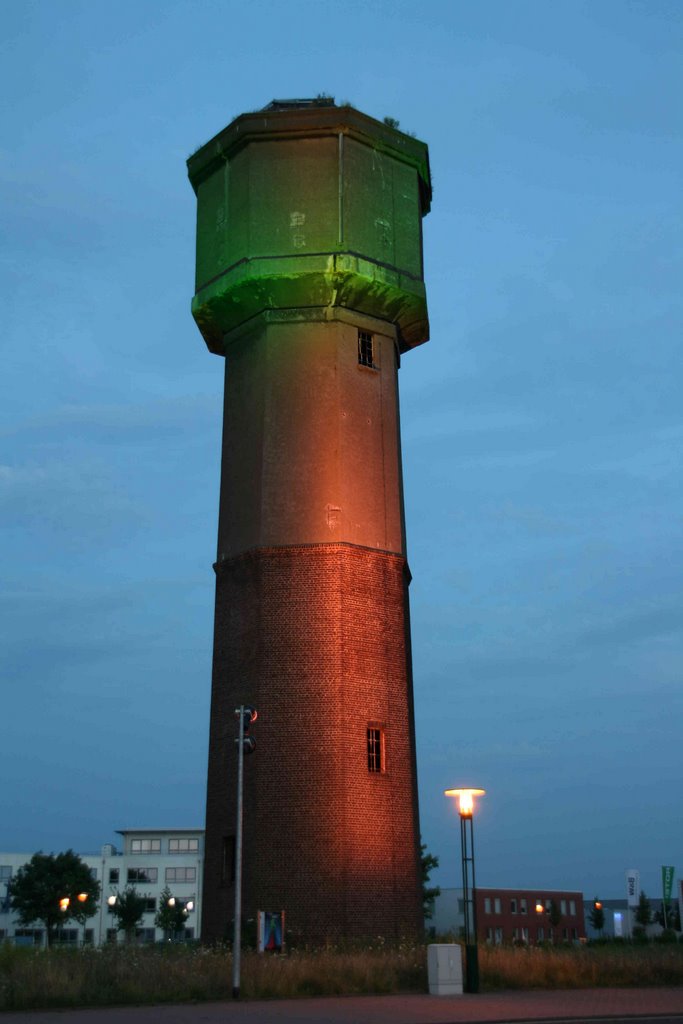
xmin=420 ymin=841 xmax=440 ymax=921
xmin=635 ymin=890 xmax=652 ymax=929
xmin=655 ymin=901 xmax=681 ymax=931
xmin=588 ymin=899 xmax=605 ymax=935
xmin=9 ymin=850 xmax=99 ymax=946
xmin=549 ymin=899 xmax=562 ymax=929
xmin=109 ymin=886 xmax=147 ymax=943
xmin=155 ymin=885 xmax=189 ymax=940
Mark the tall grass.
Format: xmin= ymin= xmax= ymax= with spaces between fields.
xmin=480 ymin=943 xmax=683 ymax=991
xmin=1 ymin=941 xmax=682 ymax=1011
xmin=0 ymin=942 xmax=425 ymax=1011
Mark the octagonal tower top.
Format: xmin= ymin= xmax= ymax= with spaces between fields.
xmin=188 ymin=99 xmax=432 ymax=354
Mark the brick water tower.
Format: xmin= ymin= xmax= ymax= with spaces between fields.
xmin=187 ymin=98 xmax=432 ymax=943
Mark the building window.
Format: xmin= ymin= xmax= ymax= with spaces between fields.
xmin=169 ymin=838 xmax=199 ymax=853
xmin=106 ymin=928 xmax=118 ymax=944
xmin=84 ymin=929 xmax=94 ymax=945
xmin=166 ymin=867 xmax=196 ymax=884
xmin=221 ymin=837 xmax=235 ymax=885
xmin=358 ymin=330 xmax=375 ymax=368
xmin=109 ymin=869 xmax=119 ymax=884
xmin=494 ymin=898 xmax=501 ymax=914
xmin=144 ymin=898 xmax=156 ymax=913
xmin=135 ymin=927 xmax=156 ymax=944
xmin=55 ymin=929 xmax=79 ymax=946
xmin=562 ymin=927 xmax=569 ymax=941
xmin=367 ymin=726 xmax=384 ymax=773
xmin=494 ymin=927 xmax=503 ymax=945
xmin=14 ymin=929 xmax=43 ymax=945
xmin=127 ymin=868 xmax=158 ymax=884
xmin=572 ymin=927 xmax=578 ymax=940
xmin=485 ymin=927 xmax=493 ymax=943
xmin=537 ymin=926 xmax=545 ymax=942
xmin=484 ymin=897 xmax=491 ymax=914
xmin=185 ymin=927 xmax=195 ymax=940
xmin=0 ymin=866 xmax=12 ymax=882
xmin=510 ymin=898 xmax=517 ymax=914
xmin=130 ymin=839 xmax=161 ymax=854
xmin=560 ymin=900 xmax=567 ymax=915
xmin=522 ymin=927 xmax=529 ymax=943
xmin=520 ymin=898 xmax=527 ymax=914
xmin=569 ymin=900 xmax=576 ymax=916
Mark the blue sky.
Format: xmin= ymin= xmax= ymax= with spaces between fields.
xmin=2 ymin=0 xmax=681 ymax=900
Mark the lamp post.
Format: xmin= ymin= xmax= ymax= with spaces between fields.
xmin=444 ymin=788 xmax=485 ymax=993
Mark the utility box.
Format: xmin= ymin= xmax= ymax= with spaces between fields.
xmin=427 ymin=943 xmax=463 ymax=996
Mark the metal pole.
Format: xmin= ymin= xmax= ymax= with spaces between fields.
xmin=232 ymin=705 xmax=245 ymax=1000
xmin=461 ymin=814 xmax=479 ymax=994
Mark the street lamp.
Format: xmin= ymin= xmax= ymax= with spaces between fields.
xmin=444 ymin=787 xmax=485 ymax=994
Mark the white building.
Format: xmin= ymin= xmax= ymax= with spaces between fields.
xmin=0 ymin=828 xmax=204 ymax=947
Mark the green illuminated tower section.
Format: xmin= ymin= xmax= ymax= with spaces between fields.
xmin=188 ymin=99 xmax=432 ymax=942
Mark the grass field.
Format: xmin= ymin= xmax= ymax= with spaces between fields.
xmin=1 ymin=940 xmax=682 ymax=1011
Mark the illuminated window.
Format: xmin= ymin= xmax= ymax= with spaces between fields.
xmin=169 ymin=838 xmax=199 ymax=853
xmin=358 ymin=330 xmax=375 ymax=368
xmin=130 ymin=839 xmax=161 ymax=854
xmin=367 ymin=726 xmax=384 ymax=772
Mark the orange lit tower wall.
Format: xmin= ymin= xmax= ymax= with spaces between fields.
xmin=187 ymin=101 xmax=432 ymax=942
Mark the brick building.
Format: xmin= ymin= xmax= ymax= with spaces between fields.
xmin=432 ymin=887 xmax=586 ymax=944
xmin=187 ymin=99 xmax=432 ymax=943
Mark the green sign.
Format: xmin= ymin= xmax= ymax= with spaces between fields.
xmin=662 ymin=865 xmax=675 ymax=902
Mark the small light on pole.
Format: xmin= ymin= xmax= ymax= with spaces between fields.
xmin=59 ymin=897 xmax=70 ymax=912
xmin=445 ymin=788 xmax=485 ymax=994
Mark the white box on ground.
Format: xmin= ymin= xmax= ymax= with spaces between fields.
xmin=427 ymin=943 xmax=463 ymax=996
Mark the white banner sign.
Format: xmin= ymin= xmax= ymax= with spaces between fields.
xmin=626 ymin=868 xmax=640 ymax=907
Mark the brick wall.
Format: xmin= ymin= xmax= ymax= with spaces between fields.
xmin=202 ymin=542 xmax=422 ymax=944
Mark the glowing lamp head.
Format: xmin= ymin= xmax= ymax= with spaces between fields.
xmin=107 ymin=895 xmax=117 ymax=906
xmin=444 ymin=787 xmax=486 ymax=818
xmin=59 ymin=897 xmax=70 ymax=911
xmin=186 ymin=901 xmax=194 ymax=911
xmin=77 ymin=892 xmax=88 ymax=903
xmin=594 ymin=901 xmax=602 ymax=909
xmin=168 ymin=897 xmax=176 ymax=907
xmin=535 ymin=902 xmax=544 ymax=914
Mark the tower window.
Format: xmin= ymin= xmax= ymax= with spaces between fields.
xmin=358 ymin=330 xmax=375 ymax=368
xmin=367 ymin=726 xmax=384 ymax=772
